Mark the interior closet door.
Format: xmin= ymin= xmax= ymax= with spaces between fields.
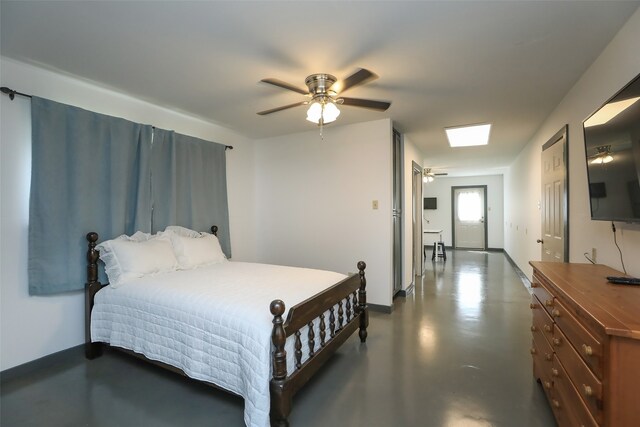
xmin=540 ymin=126 xmax=568 ymax=262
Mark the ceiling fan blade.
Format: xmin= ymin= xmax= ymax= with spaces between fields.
xmin=434 ymin=173 xmax=448 ymax=176
xmin=257 ymin=101 xmax=307 ymax=115
xmin=333 ymin=68 xmax=378 ymax=93
xmin=260 ymin=78 xmax=309 ymax=95
xmin=340 ymin=97 xmax=391 ymax=111
xmin=260 ymin=79 xmax=309 ymax=95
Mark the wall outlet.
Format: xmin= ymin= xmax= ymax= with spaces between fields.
xmin=591 ymin=248 xmax=597 ymax=263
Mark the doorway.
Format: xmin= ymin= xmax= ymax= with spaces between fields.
xmin=540 ymin=125 xmax=568 ymax=262
xmin=452 ymin=186 xmax=487 ymax=249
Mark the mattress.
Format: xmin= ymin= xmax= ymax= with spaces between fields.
xmin=91 ymin=261 xmax=346 ymax=427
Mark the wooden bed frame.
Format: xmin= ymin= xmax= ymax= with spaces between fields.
xmin=84 ymin=226 xmax=368 ymax=427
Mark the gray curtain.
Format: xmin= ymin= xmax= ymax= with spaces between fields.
xmin=151 ymin=129 xmax=231 ymax=258
xmin=29 ymin=97 xmax=153 ymax=295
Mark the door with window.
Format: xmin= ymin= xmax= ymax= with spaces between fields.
xmin=452 ymin=186 xmax=487 ymax=249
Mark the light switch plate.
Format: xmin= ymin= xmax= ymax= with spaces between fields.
xmin=372 ymin=200 xmax=379 ymax=210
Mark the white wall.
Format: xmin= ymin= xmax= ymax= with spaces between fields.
xmin=253 ymin=119 xmax=394 ymax=308
xmin=422 ymin=175 xmax=505 ymax=250
xmin=0 ymin=57 xmax=257 ymax=370
xmin=504 ymin=8 xmax=640 ymax=279
xmin=402 ymin=136 xmax=425 ymax=289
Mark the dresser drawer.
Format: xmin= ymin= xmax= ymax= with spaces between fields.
xmin=551 ymin=297 xmax=603 ymax=379
xmin=531 ymin=338 xmax=554 ymax=396
xmin=531 ymin=278 xmax=555 ymax=317
xmin=552 ymin=355 xmax=599 ymax=427
xmin=552 ymin=327 xmax=603 ymax=424
xmin=532 ymin=295 xmax=554 ymax=347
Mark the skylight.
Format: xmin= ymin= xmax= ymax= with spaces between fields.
xmin=445 ymin=123 xmax=491 ymax=147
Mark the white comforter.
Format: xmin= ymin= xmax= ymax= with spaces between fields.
xmin=91 ymin=261 xmax=346 ymax=427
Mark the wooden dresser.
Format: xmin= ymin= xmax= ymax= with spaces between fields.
xmin=529 ymin=262 xmax=640 ymax=427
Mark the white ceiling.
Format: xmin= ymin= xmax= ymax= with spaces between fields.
xmin=2 ymin=1 xmax=638 ymax=173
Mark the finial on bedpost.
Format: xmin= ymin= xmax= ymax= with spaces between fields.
xmin=270 ymin=299 xmax=287 ymax=380
xmin=357 ymin=261 xmax=368 ymax=343
xmin=211 ymin=225 xmax=218 ymax=236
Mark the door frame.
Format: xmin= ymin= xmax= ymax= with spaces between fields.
xmin=541 ymin=125 xmax=569 ymax=262
xmin=392 ymin=129 xmax=404 ymax=296
xmin=451 ymin=185 xmax=488 ymax=250
xmin=412 ymin=161 xmax=424 ymax=277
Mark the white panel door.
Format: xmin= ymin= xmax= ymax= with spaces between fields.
xmin=453 ymin=187 xmax=486 ymax=249
xmin=540 ymin=129 xmax=567 ymax=262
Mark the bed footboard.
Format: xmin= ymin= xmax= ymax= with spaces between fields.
xmin=269 ymin=261 xmax=367 ymax=426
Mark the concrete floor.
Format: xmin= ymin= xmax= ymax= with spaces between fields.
xmin=1 ymin=250 xmax=556 ymax=426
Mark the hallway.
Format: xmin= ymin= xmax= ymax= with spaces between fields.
xmin=1 ymin=250 xmax=556 ymax=426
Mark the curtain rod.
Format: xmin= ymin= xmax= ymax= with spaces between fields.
xmin=0 ymin=86 xmax=234 ymax=150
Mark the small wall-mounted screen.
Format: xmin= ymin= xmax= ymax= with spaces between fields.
xmin=424 ymin=197 xmax=437 ymax=210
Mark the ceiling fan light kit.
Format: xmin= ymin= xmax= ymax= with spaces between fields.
xmin=423 ymin=167 xmax=448 ymax=183
xmin=258 ymin=68 xmax=391 ymax=131
xmin=306 ymin=99 xmax=340 ymax=124
xmin=590 ymin=145 xmax=614 ymax=164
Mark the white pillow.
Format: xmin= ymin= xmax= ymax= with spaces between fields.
xmin=164 ymin=226 xmax=227 ymax=269
xmin=97 ymin=233 xmax=178 ymax=287
xmin=164 ymin=225 xmax=204 ymax=238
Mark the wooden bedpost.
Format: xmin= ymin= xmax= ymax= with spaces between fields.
xmin=270 ymin=299 xmax=291 ymax=426
xmin=357 ymin=261 xmax=368 ymax=343
xmin=85 ymin=232 xmax=103 ymax=359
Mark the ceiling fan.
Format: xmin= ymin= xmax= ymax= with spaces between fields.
xmin=423 ymin=168 xmax=448 ymax=183
xmin=257 ymin=68 xmax=391 ymax=125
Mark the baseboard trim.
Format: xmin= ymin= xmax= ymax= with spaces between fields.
xmin=503 ymin=250 xmax=532 ymax=290
xmin=1 ymin=344 xmax=84 ymax=383
xmin=368 ymin=303 xmax=393 ymax=314
xmin=395 ymin=283 xmax=415 ymax=298
xmin=486 ymin=247 xmax=504 ymax=252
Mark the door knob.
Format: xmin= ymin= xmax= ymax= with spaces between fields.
xmin=536 ymin=239 xmax=544 ymax=244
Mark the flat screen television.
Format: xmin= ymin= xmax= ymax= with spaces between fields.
xmin=424 ymin=197 xmax=437 ymax=210
xmin=583 ymin=73 xmax=640 ymax=223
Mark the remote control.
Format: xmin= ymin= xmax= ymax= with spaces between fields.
xmin=606 ymin=276 xmax=640 ymax=286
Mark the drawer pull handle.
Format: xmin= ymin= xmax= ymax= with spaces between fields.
xmin=552 ymin=309 xmax=561 ymax=317
xmin=551 ymin=368 xmax=559 ymax=377
xmin=553 ymin=338 xmax=561 ymax=346
xmin=530 ymin=348 xmax=537 ymax=355
xmin=531 ymin=325 xmax=537 ymax=332
xmin=583 ymin=384 xmax=593 ymax=396
xmin=552 ymin=399 xmax=561 ymax=408
xmin=545 ymin=299 xmax=554 ymax=307
xmin=545 ymin=353 xmax=552 ymax=361
xmin=582 ymin=344 xmax=593 ymax=356
xmin=544 ymin=325 xmax=552 ymax=332
xmin=544 ymin=381 xmax=551 ymax=389
xmin=530 ymin=303 xmax=537 ymax=309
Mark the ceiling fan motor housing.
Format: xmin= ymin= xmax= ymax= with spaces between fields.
xmin=305 ymin=74 xmax=337 ymax=96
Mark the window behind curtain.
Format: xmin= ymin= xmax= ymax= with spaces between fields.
xmin=149 ymin=129 xmax=231 ymax=258
xmin=28 ymin=98 xmax=231 ymax=295
xmin=29 ymin=97 xmax=153 ymax=295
